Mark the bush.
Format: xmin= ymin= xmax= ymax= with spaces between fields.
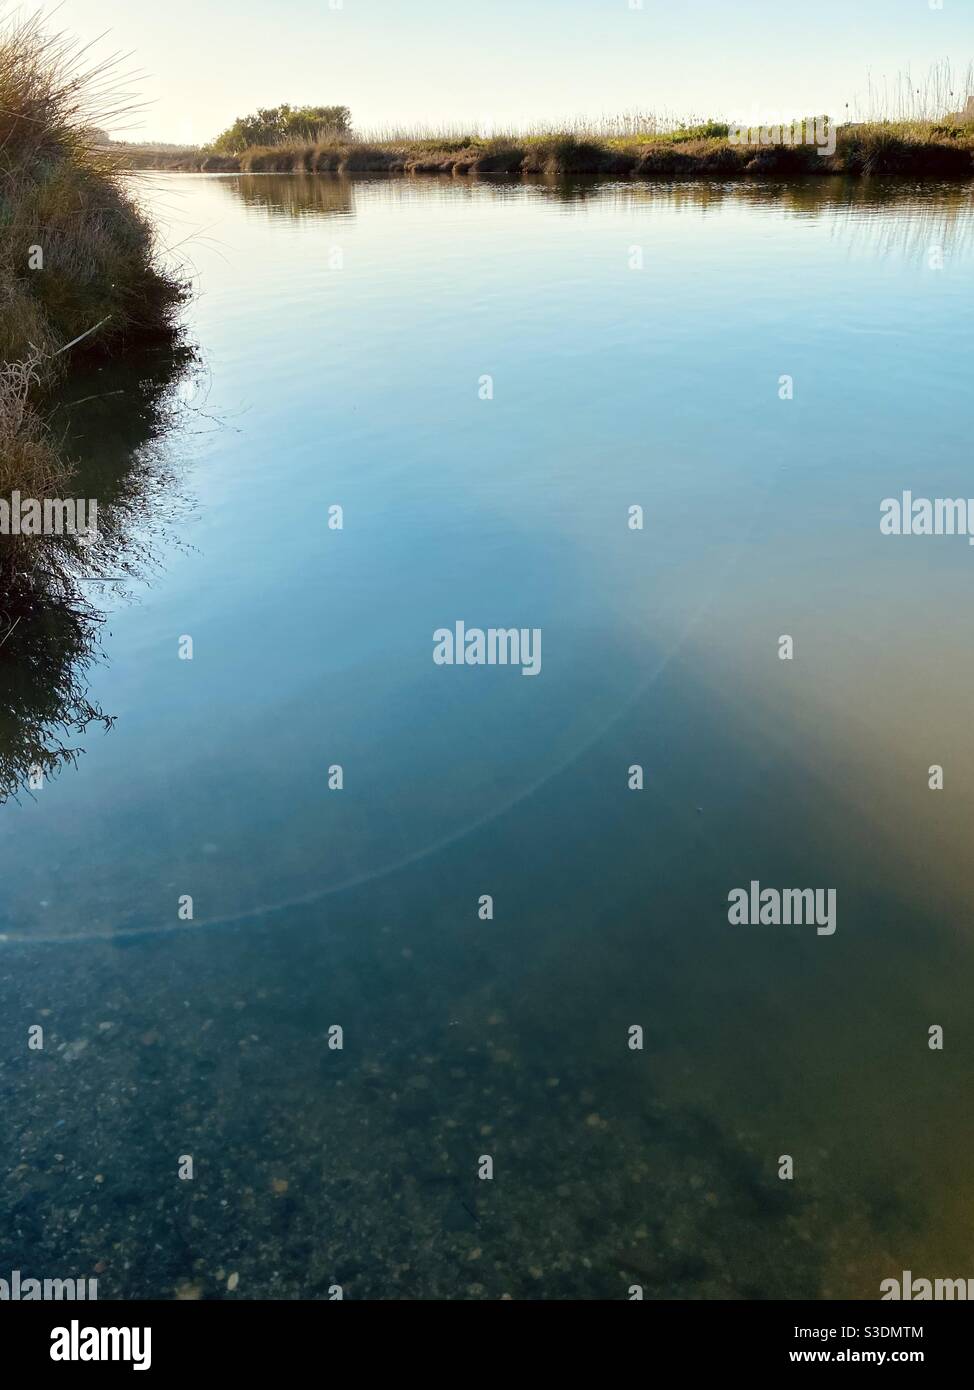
xmin=213 ymin=104 xmax=352 ymax=153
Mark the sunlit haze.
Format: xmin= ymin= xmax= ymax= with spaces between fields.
xmin=51 ymin=0 xmax=974 ymax=142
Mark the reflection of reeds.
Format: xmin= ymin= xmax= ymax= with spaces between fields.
xmin=0 ymin=578 xmax=112 ymax=800
xmin=231 ymin=173 xmax=355 ymax=220
xmin=0 ymin=342 xmax=194 ymax=802
xmin=539 ymin=178 xmax=974 ymax=258
xmin=217 ymin=169 xmax=974 ymax=262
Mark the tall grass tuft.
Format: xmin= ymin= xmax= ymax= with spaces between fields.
xmin=0 ymin=7 xmax=187 ymax=600
xmin=0 ymin=8 xmax=186 ymax=361
xmin=854 ymin=60 xmax=974 ymax=125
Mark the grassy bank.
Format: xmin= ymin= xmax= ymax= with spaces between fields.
xmin=143 ymin=119 xmax=974 ymax=179
xmin=0 ymin=11 xmax=185 ymax=603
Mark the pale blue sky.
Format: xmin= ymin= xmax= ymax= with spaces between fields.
xmin=50 ymin=0 xmax=974 ymax=141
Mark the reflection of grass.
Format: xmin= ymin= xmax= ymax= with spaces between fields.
xmin=0 ymin=574 xmax=112 ymax=800
xmin=220 ymin=167 xmax=974 ymax=264
xmin=0 ymin=343 xmax=193 ymax=803
xmin=230 ymin=173 xmax=355 ymax=219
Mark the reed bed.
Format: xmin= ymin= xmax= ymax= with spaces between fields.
xmin=0 ymin=7 xmax=185 ymax=600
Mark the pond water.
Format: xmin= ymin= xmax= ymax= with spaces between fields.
xmin=1 ymin=173 xmax=973 ymax=1299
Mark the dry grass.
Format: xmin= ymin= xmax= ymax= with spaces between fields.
xmin=0 ymin=9 xmax=186 ymax=359
xmin=0 ymin=7 xmax=186 ymax=598
xmin=178 ymin=117 xmax=974 ymax=181
xmin=127 ymin=58 xmax=974 ymax=178
xmin=142 ymin=76 xmax=974 ymax=179
xmin=852 ymin=61 xmax=974 ymax=125
xmin=0 ymin=353 xmax=67 ymax=583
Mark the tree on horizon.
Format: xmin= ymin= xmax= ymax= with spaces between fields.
xmin=213 ymin=104 xmax=352 ymax=152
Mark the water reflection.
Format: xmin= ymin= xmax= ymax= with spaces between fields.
xmin=3 ymin=174 xmax=974 ymax=929
xmin=0 ymin=346 xmax=193 ymax=801
xmin=231 ymin=173 xmax=356 ymax=220
xmin=219 ymin=170 xmax=974 ymax=256
xmin=1 ymin=173 xmax=973 ymax=1299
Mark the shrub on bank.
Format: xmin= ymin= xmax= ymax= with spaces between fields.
xmin=212 ymin=103 xmax=352 ymax=154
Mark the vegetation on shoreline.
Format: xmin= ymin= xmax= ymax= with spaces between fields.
xmin=124 ymin=119 xmax=974 ymax=180
xmin=248 ymin=121 xmax=974 ymax=178
xmin=0 ymin=11 xmax=186 ymax=596
xmin=0 ymin=10 xmax=189 ymax=794
xmin=211 ymin=102 xmax=352 ymax=154
xmin=119 ymin=64 xmax=974 ymax=179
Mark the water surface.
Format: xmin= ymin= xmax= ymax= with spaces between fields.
xmin=2 ymin=174 xmax=973 ymax=1299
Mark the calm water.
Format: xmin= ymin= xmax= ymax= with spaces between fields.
xmin=2 ymin=174 xmax=973 ymax=1298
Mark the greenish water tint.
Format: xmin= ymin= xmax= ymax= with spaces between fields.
xmin=1 ymin=175 xmax=973 ymax=1298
